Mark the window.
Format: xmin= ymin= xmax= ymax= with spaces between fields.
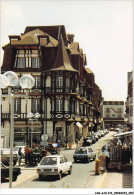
xmin=51 ymin=99 xmax=55 ymax=112
xmin=66 ymin=77 xmax=70 ymax=92
xmin=34 ymin=76 xmax=41 ymax=88
xmin=118 ymin=114 xmax=121 ymax=118
xmin=14 ymin=98 xmax=21 ymax=113
xmin=65 ymin=100 xmax=69 ymax=112
xmin=106 ymin=114 xmax=110 ymax=118
xmin=32 ymin=99 xmax=40 ymax=113
xmin=17 ymin=57 xmax=25 ymax=68
xmin=117 ymin=108 xmax=122 ymax=113
xmin=106 ymin=108 xmax=110 ymax=113
xmin=31 ymin=57 xmax=40 ymax=68
xmin=56 ymin=76 xmax=63 ymax=92
xmin=56 ymin=99 xmax=63 ymax=112
xmin=130 ymin=106 xmax=133 ymax=116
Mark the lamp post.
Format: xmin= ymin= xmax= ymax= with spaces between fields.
xmin=1 ymin=71 xmax=35 ymax=188
xmin=27 ymin=112 xmax=40 ymax=148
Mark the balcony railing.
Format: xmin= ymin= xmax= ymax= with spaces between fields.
xmin=1 ymin=113 xmax=45 ymax=120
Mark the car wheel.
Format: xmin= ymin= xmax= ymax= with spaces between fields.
xmin=39 ymin=175 xmax=43 ymax=180
xmin=12 ymin=174 xmax=17 ymax=181
xmin=68 ymin=166 xmax=72 ymax=175
xmin=87 ymin=157 xmax=90 ymax=163
xmin=58 ymin=172 xmax=62 ymax=180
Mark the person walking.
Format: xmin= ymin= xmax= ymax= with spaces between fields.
xmin=18 ymin=147 xmax=23 ymax=166
xmin=105 ymin=148 xmax=110 ymax=170
xmin=25 ymin=145 xmax=31 ymax=167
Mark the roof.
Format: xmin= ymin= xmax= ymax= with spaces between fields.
xmin=85 ymin=68 xmax=93 ymax=74
xmin=50 ymin=37 xmax=78 ymax=72
xmin=24 ymin=25 xmax=67 ymax=42
xmin=12 ymin=29 xmax=58 ymax=47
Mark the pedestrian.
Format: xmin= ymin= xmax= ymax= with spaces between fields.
xmin=105 ymin=148 xmax=110 ymax=170
xmin=18 ymin=147 xmax=23 ymax=166
xmin=25 ymin=145 xmax=31 ymax=167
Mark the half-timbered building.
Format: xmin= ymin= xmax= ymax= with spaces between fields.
xmin=1 ymin=25 xmax=102 ymax=148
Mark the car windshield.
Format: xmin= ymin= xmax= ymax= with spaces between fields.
xmin=75 ymin=148 xmax=87 ymax=154
xmin=40 ymin=157 xmax=57 ymax=165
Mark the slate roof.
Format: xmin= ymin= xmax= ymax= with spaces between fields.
xmin=85 ymin=68 xmax=93 ymax=74
xmin=24 ymin=25 xmax=67 ymax=42
xmin=50 ymin=37 xmax=78 ymax=72
xmin=12 ymin=29 xmax=58 ymax=47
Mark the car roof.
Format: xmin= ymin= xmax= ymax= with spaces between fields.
xmin=43 ymin=155 xmax=63 ymax=158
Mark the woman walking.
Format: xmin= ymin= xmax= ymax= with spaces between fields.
xmin=18 ymin=147 xmax=23 ymax=166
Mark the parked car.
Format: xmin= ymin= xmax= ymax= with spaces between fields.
xmin=37 ymin=155 xmax=72 ymax=180
xmin=83 ymin=137 xmax=92 ymax=146
xmin=96 ymin=132 xmax=101 ymax=138
xmin=1 ymin=148 xmax=18 ymax=166
xmin=45 ymin=143 xmax=58 ymax=154
xmin=73 ymin=147 xmax=96 ymax=163
xmin=13 ymin=146 xmax=25 ymax=158
xmin=1 ymin=162 xmax=21 ymax=181
xmin=99 ymin=130 xmax=105 ymax=137
xmin=94 ymin=133 xmax=99 ymax=141
xmin=91 ymin=134 xmax=96 ymax=143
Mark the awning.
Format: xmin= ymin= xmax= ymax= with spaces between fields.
xmin=76 ymin=122 xmax=83 ymax=128
xmin=113 ymin=131 xmax=133 ymax=137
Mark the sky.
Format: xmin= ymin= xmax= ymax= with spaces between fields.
xmin=0 ymin=0 xmax=133 ymax=103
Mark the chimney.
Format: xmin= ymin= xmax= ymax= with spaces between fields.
xmin=9 ymin=35 xmax=21 ymax=45
xmin=67 ymin=34 xmax=74 ymax=42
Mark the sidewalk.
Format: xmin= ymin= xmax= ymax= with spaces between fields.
xmin=96 ymin=164 xmax=133 ymax=189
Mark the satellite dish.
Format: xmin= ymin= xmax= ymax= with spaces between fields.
xmin=41 ymin=134 xmax=48 ymax=141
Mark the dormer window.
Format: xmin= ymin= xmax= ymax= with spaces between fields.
xmin=15 ymin=50 xmax=41 ymax=68
xmin=17 ymin=57 xmax=25 ymax=68
xmin=31 ymin=57 xmax=40 ymax=68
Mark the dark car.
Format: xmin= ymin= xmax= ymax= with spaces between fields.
xmin=1 ymin=162 xmax=21 ymax=181
xmin=45 ymin=143 xmax=58 ymax=154
xmin=83 ymin=137 xmax=92 ymax=146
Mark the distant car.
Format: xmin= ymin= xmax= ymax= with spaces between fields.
xmin=45 ymin=143 xmax=58 ymax=154
xmin=1 ymin=162 xmax=21 ymax=181
xmin=37 ymin=155 xmax=72 ymax=180
xmin=94 ymin=133 xmax=99 ymax=141
xmin=13 ymin=146 xmax=25 ymax=158
xmin=1 ymin=148 xmax=18 ymax=166
xmin=96 ymin=132 xmax=101 ymax=138
xmin=73 ymin=147 xmax=96 ymax=163
xmin=91 ymin=135 xmax=96 ymax=143
xmin=99 ymin=130 xmax=105 ymax=137
xmin=83 ymin=137 xmax=92 ymax=146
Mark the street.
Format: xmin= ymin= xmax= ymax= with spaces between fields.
xmin=1 ymin=131 xmax=116 ymax=189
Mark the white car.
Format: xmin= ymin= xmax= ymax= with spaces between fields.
xmin=73 ymin=147 xmax=96 ymax=163
xmin=37 ymin=155 xmax=72 ymax=180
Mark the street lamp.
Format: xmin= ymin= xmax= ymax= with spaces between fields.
xmin=27 ymin=112 xmax=40 ymax=148
xmin=1 ymin=71 xmax=35 ymax=188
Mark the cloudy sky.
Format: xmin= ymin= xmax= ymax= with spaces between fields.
xmin=1 ymin=0 xmax=133 ymax=102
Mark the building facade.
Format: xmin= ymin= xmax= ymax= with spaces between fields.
xmin=125 ymin=71 xmax=133 ymax=130
xmin=102 ymin=101 xmax=124 ymax=129
xmin=1 ymin=25 xmax=102 ymax=148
